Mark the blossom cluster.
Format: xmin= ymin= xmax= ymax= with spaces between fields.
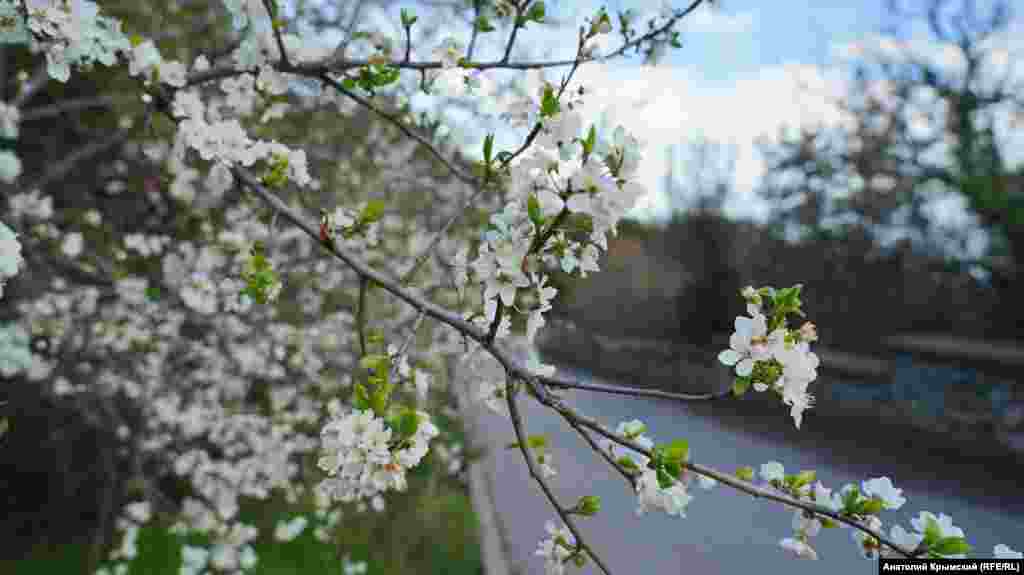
xmin=718 ymin=286 xmax=820 ymax=428
xmin=452 ymin=68 xmax=647 ymax=363
xmin=754 ymin=460 xmax=1020 ymax=561
xmin=598 ymin=420 xmax=716 ymax=518
xmin=316 ymin=402 xmax=439 ymax=504
xmin=535 ymin=520 xmax=577 ymax=575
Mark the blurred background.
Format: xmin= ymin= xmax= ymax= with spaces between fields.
xmin=1 ymin=0 xmax=1021 ymax=574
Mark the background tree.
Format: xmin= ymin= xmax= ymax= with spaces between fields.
xmin=757 ymin=0 xmax=1023 ymax=268
xmin=660 ymin=135 xmax=742 ymax=346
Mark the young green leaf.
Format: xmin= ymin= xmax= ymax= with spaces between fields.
xmin=575 ymin=495 xmax=601 ymax=516
xmin=360 ymin=199 xmax=387 ymax=224
xmin=483 ymin=133 xmax=494 ymax=165
xmin=931 ymin=537 xmax=972 ymax=557
xmin=474 ymin=14 xmax=495 ymax=32
xmin=540 ymin=85 xmax=559 ymax=118
xmin=735 ymin=466 xmax=754 ymax=481
xmin=526 ymin=1 xmax=545 ymax=23
xmin=400 ymin=8 xmax=418 ymax=28
xmin=395 ymin=410 xmax=420 ymax=438
xmin=663 ymin=439 xmax=689 ymax=464
xmin=732 ymin=376 xmax=751 ymax=396
xmin=527 ymin=194 xmax=543 ymax=226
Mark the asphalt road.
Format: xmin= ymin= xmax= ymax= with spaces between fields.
xmin=469 ymin=358 xmax=1024 ymax=575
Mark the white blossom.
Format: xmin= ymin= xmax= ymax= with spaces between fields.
xmin=0 ymin=221 xmax=24 ymax=297
xmin=759 ymin=461 xmax=785 ymax=483
xmin=861 ymin=477 xmax=906 ymax=510
xmin=779 ymin=537 xmax=818 ymax=560
xmin=994 ymin=544 xmax=1023 ymax=559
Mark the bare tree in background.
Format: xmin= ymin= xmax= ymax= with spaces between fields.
xmin=659 ymin=135 xmax=742 ymax=346
xmin=663 ymin=134 xmax=737 ymax=216
xmin=758 ymin=0 xmax=1023 ymax=276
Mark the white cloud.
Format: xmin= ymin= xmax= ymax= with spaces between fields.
xmin=566 ymin=59 xmax=848 ymax=221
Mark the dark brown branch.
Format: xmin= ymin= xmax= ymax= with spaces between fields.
xmin=505 ymin=377 xmax=612 ymax=575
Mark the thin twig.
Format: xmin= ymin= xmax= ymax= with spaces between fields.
xmin=24 ymin=129 xmax=130 ymax=191
xmin=505 ymin=377 xmax=613 ymax=575
xmin=184 ymin=0 xmax=712 ymax=88
xmin=357 ymin=276 xmax=368 ymax=357
xmin=234 ymin=168 xmax=485 ymax=340
xmin=19 ymin=96 xmax=115 ymax=121
xmin=528 ymin=383 xmax=918 ymax=559
xmin=261 ymin=0 xmax=291 ymax=68
xmin=389 ymin=309 xmax=427 ymax=383
xmin=318 ymin=73 xmax=477 ymax=185
xmin=399 ymin=184 xmax=487 ymax=285
xmin=466 ymin=0 xmax=481 ymax=61
xmin=564 ymin=415 xmax=636 ymax=489
xmin=540 ymin=374 xmax=730 ymax=402
xmin=500 ymin=3 xmax=525 ymax=63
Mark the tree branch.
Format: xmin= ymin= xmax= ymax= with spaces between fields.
xmin=505 ymin=377 xmax=612 ymax=575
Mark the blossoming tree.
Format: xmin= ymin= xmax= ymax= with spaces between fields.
xmin=0 ymin=1 xmax=1019 ymax=575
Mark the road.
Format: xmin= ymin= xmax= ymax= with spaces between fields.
xmin=467 ymin=355 xmax=1024 ymax=575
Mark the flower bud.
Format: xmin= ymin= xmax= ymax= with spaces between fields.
xmin=575 ymin=495 xmax=601 ymax=516
xmin=589 ymin=12 xmax=612 ymax=37
xmin=800 ymin=322 xmax=818 ymax=343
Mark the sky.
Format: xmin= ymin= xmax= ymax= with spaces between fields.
xmin=310 ymin=0 xmax=1024 ymax=259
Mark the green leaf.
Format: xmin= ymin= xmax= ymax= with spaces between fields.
xmin=353 ymin=383 xmax=371 ymax=410
xmin=931 ymin=537 xmax=972 ymax=557
xmin=819 ymin=517 xmax=838 ymax=529
xmin=474 ymin=14 xmax=495 ymax=32
xmin=582 ymin=124 xmax=596 ymax=157
xmin=663 ymin=460 xmax=681 ymax=480
xmin=792 ymin=469 xmax=816 ymax=489
xmin=359 ymin=353 xmax=390 ymax=373
xmin=736 ymin=466 xmax=754 ymax=481
xmin=483 ymin=133 xmax=494 ymax=165
xmin=859 ymin=497 xmax=884 ymax=516
xmin=527 ymin=194 xmax=543 ymax=226
xmin=841 ymin=486 xmax=862 ymax=512
xmin=395 ymin=410 xmax=420 ymax=438
xmin=360 ymin=199 xmax=387 ymax=224
xmin=400 ymin=8 xmax=418 ymax=28
xmin=370 ymin=385 xmax=389 ymax=415
xmin=341 ymin=77 xmax=356 ymax=90
xmin=656 ymin=467 xmax=675 ymax=489
xmin=732 ymin=376 xmax=751 ymax=396
xmin=526 ymin=1 xmax=545 ymax=23
xmin=617 ymin=457 xmax=639 ymax=471
xmin=144 ymin=286 xmax=161 ymax=301
xmin=575 ymin=495 xmax=601 ymax=517
xmin=922 ymin=517 xmax=943 ymax=544
xmin=540 ymin=85 xmax=559 ymax=118
xmin=663 ymin=439 xmax=689 ymax=464
xmin=648 ymin=446 xmax=665 ymax=468
xmin=264 ymin=0 xmax=279 ymax=19
xmin=526 ymin=435 xmax=548 ymax=450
